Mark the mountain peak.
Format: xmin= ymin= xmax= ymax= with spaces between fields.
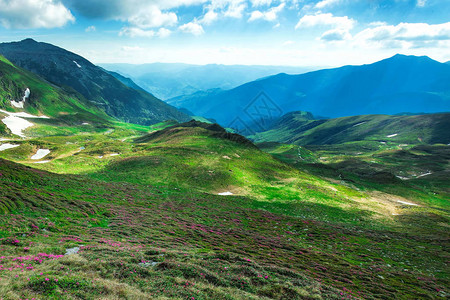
xmin=20 ymin=38 xmax=38 ymax=43
xmin=388 ymin=53 xmax=435 ymax=62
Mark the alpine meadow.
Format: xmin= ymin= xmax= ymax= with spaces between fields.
xmin=0 ymin=1 xmax=449 ymax=299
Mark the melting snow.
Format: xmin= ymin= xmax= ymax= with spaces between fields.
xmin=396 ymin=200 xmax=418 ymax=206
xmin=109 ymin=153 xmax=119 ymax=156
xmin=416 ymin=172 xmax=432 ymax=178
xmin=0 ymin=143 xmax=19 ymax=151
xmin=0 ymin=109 xmax=49 ymax=138
xmin=218 ymin=191 xmax=233 ymax=196
xmin=34 ymin=160 xmax=50 ymax=164
xmin=73 ymin=61 xmax=82 ymax=68
xmin=353 ymin=122 xmax=366 ymax=127
xmin=386 ymin=134 xmax=398 ymax=138
xmin=10 ymin=88 xmax=30 ymax=108
xmin=31 ymin=149 xmax=50 ymax=160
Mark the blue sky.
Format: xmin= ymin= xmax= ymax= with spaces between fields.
xmin=0 ymin=0 xmax=449 ymax=67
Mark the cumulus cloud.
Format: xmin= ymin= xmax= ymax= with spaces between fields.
xmin=248 ymin=3 xmax=285 ymax=22
xmin=128 ymin=6 xmax=177 ymax=28
xmin=179 ymin=21 xmax=205 ymax=35
xmin=295 ymin=13 xmax=355 ymax=30
xmin=0 ymin=0 xmax=74 ymax=29
xmin=354 ymin=22 xmax=450 ymax=48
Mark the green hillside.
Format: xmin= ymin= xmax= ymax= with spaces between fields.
xmin=0 ymin=119 xmax=448 ymax=299
xmin=252 ymin=112 xmax=450 ymax=145
xmin=0 ymin=39 xmax=190 ymax=125
xmin=0 ymin=55 xmax=111 ymax=130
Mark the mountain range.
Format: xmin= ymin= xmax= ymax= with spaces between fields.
xmin=100 ymin=62 xmax=313 ymax=100
xmin=0 ymin=39 xmax=189 ymax=125
xmin=167 ymin=54 xmax=450 ymax=130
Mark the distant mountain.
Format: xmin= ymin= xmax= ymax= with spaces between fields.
xmin=102 ymin=69 xmax=145 ymax=92
xmin=0 ymin=54 xmax=110 ymax=135
xmin=100 ymin=62 xmax=314 ymax=100
xmin=0 ymin=39 xmax=189 ymax=125
xmin=252 ymin=111 xmax=450 ymax=145
xmin=166 ymin=54 xmax=450 ymax=130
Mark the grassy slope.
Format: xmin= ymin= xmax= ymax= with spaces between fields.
xmin=251 ymin=112 xmax=450 ymax=145
xmin=0 ymin=55 xmax=111 ymax=130
xmin=0 ymin=121 xmax=448 ymax=299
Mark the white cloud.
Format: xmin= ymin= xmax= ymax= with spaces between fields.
xmin=250 ymin=0 xmax=273 ymax=7
xmin=199 ymin=9 xmax=218 ymax=25
xmin=119 ymin=26 xmax=173 ymax=38
xmin=248 ymin=3 xmax=285 ymax=22
xmin=416 ymin=0 xmax=427 ymax=7
xmin=321 ymin=28 xmax=351 ymax=41
xmin=158 ymin=28 xmax=172 ymax=38
xmin=223 ymin=1 xmax=247 ymax=18
xmin=85 ymin=25 xmax=96 ymax=32
xmin=128 ymin=6 xmax=177 ymax=28
xmin=354 ymin=22 xmax=450 ymax=48
xmin=315 ymin=0 xmax=341 ymax=9
xmin=119 ymin=27 xmax=156 ymax=37
xmin=295 ymin=13 xmax=355 ymax=31
xmin=0 ymin=0 xmax=74 ymax=29
xmin=179 ymin=21 xmax=205 ymax=35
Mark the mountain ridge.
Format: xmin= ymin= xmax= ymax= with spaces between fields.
xmin=0 ymin=39 xmax=189 ymax=125
xmin=166 ymin=54 xmax=450 ymax=129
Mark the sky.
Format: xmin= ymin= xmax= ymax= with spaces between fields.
xmin=0 ymin=0 xmax=449 ymax=67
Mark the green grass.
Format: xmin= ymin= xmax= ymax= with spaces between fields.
xmin=0 ymin=120 xmax=448 ymax=299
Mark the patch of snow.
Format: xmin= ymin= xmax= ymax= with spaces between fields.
xmin=416 ymin=172 xmax=432 ymax=178
xmin=11 ymin=100 xmax=24 ymax=108
xmin=0 ymin=143 xmax=19 ymax=151
xmin=10 ymin=88 xmax=30 ymax=108
xmin=82 ymin=122 xmax=89 ymax=125
xmin=33 ymin=160 xmax=50 ymax=164
xmin=0 ymin=109 xmax=49 ymax=138
xmin=0 ymin=138 xmax=10 ymax=141
xmin=218 ymin=191 xmax=233 ymax=196
xmin=31 ymin=149 xmax=50 ymax=160
xmin=222 ymin=155 xmax=231 ymax=160
xmin=395 ymin=175 xmax=409 ymax=180
xmin=98 ymin=155 xmax=104 ymax=159
xmin=386 ymin=134 xmax=398 ymax=138
xmin=353 ymin=121 xmax=366 ymax=127
xmin=73 ymin=61 xmax=82 ymax=68
xmin=109 ymin=153 xmax=119 ymax=156
xmin=396 ymin=200 xmax=418 ymax=206
xmin=65 ymin=247 xmax=80 ymax=255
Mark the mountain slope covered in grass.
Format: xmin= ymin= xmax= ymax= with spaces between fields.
xmin=167 ymin=55 xmax=450 ymax=127
xmin=252 ymin=111 xmax=450 ymax=145
xmin=0 ymin=39 xmax=189 ymax=125
xmin=0 ymin=55 xmax=112 ymax=137
xmin=0 ymin=119 xmax=448 ymax=299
